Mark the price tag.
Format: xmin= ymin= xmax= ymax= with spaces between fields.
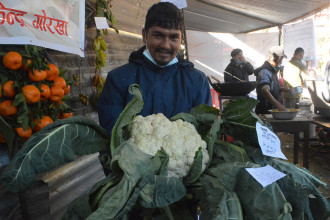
xmin=94 ymin=17 xmax=110 ymax=29
xmin=256 ymin=122 xmax=287 ymax=160
xmin=245 ymin=165 xmax=286 ymax=187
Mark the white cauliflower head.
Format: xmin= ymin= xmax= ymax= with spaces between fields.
xmin=128 ymin=113 xmax=209 ymax=178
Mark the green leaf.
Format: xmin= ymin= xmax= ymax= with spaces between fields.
xmin=100 ymin=37 xmax=107 ymax=51
xmin=223 ymin=98 xmax=265 ymax=145
xmin=88 ymin=141 xmax=162 ymax=219
xmin=93 ymin=37 xmax=100 ymax=51
xmin=213 ymin=140 xmax=250 ymax=163
xmin=139 ymin=175 xmax=186 ymax=208
xmin=235 ymin=167 xmax=293 ymax=220
xmin=184 ymin=148 xmax=203 ymax=184
xmin=170 ymin=112 xmax=198 ymax=129
xmin=110 ymin=84 xmax=143 ymax=156
xmin=1 ymin=116 xmax=110 ymax=192
xmin=204 ymin=117 xmax=223 ymax=170
xmin=0 ymin=116 xmax=15 ymax=157
xmin=190 ymin=104 xmax=219 ymax=126
xmin=198 ymin=172 xmax=243 ymax=220
xmin=156 ymin=148 xmax=169 ymax=176
xmin=110 ymin=13 xmax=118 ymax=25
xmin=63 ymin=173 xmax=123 ymax=220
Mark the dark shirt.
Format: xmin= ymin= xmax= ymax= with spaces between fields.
xmin=224 ymin=59 xmax=254 ymax=82
xmin=97 ymin=46 xmax=212 ymax=136
xmin=255 ymin=61 xmax=281 ymax=114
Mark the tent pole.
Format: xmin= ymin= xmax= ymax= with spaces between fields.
xmin=182 ymin=9 xmax=189 ymax=61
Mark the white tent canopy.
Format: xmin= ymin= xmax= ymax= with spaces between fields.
xmin=183 ymin=0 xmax=330 ymax=33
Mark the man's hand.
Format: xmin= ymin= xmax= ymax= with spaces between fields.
xmin=277 ymin=105 xmax=287 ymax=111
xmin=240 ymin=55 xmax=247 ymax=63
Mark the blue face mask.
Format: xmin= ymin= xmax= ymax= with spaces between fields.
xmin=236 ymin=59 xmax=243 ymax=64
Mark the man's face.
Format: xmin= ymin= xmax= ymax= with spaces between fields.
xmin=143 ymin=26 xmax=183 ymax=66
xmin=277 ymin=56 xmax=284 ymax=66
xmin=233 ymin=52 xmax=242 ymax=61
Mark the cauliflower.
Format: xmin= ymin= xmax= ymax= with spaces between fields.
xmin=128 ymin=113 xmax=209 ymax=178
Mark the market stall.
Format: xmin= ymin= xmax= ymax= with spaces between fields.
xmin=1 ymin=0 xmax=330 ymax=219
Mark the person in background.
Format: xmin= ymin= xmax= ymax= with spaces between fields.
xmin=97 ymin=2 xmax=212 ymax=137
xmin=255 ymin=46 xmax=288 ymax=114
xmin=224 ymin=48 xmax=254 ymax=82
xmin=282 ymin=47 xmax=309 ymax=108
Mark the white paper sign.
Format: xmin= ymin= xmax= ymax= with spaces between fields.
xmin=246 ymin=165 xmax=286 ymax=187
xmin=94 ymin=17 xmax=110 ymax=30
xmin=161 ymin=0 xmax=187 ymax=9
xmin=256 ymin=122 xmax=287 ymax=160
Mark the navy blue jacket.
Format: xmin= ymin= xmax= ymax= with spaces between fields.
xmin=97 ymin=46 xmax=212 ymax=136
xmin=255 ymin=61 xmax=281 ymax=114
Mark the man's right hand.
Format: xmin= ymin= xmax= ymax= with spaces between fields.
xmin=277 ymin=105 xmax=287 ymax=111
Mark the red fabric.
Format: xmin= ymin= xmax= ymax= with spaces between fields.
xmin=210 ymin=89 xmax=220 ymax=109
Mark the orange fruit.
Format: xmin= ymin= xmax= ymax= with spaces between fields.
xmin=0 ymin=100 xmax=18 ymax=117
xmin=40 ymin=84 xmax=50 ymax=101
xmin=45 ymin=64 xmax=59 ymax=81
xmin=60 ymin=112 xmax=73 ymax=119
xmin=22 ymin=59 xmax=32 ymax=71
xmin=63 ymin=85 xmax=70 ymax=95
xmin=3 ymin=80 xmax=16 ymax=98
xmin=0 ymin=132 xmax=6 ymax=143
xmin=49 ymin=86 xmax=64 ymax=102
xmin=15 ymin=127 xmax=32 ymax=140
xmin=28 ymin=69 xmax=47 ymax=82
xmin=22 ymin=85 xmax=40 ymax=104
xmin=3 ymin=51 xmax=23 ymax=70
xmin=53 ymin=77 xmax=66 ymax=89
xmin=0 ymin=84 xmax=2 ymax=98
xmin=33 ymin=116 xmax=53 ymax=132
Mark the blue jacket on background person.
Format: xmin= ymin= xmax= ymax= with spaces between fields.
xmin=255 ymin=61 xmax=281 ymax=114
xmin=97 ymin=46 xmax=212 ymax=136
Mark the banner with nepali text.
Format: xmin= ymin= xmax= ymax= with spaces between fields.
xmin=0 ymin=0 xmax=85 ymax=56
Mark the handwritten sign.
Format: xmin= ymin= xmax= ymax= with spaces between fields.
xmin=0 ymin=0 xmax=85 ymax=56
xmin=256 ymin=122 xmax=287 ymax=160
xmin=94 ymin=17 xmax=110 ymax=30
xmin=246 ymin=165 xmax=286 ymax=187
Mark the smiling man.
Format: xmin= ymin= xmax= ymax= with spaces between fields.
xmin=97 ymin=2 xmax=212 ymax=136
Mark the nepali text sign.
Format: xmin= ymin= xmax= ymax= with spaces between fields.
xmin=0 ymin=0 xmax=85 ymax=56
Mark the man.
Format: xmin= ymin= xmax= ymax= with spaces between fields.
xmin=224 ymin=48 xmax=254 ymax=82
xmin=97 ymin=2 xmax=212 ymax=136
xmin=282 ymin=47 xmax=308 ymax=108
xmin=255 ymin=46 xmax=287 ymax=114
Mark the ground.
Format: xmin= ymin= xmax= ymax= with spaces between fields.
xmin=278 ymin=133 xmax=330 ymax=200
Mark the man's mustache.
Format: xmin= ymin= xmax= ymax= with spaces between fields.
xmin=155 ymin=48 xmax=174 ymax=55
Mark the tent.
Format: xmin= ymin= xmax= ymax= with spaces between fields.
xmin=183 ymin=0 xmax=330 ymax=33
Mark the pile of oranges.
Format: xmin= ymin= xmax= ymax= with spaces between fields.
xmin=0 ymin=49 xmax=73 ymax=146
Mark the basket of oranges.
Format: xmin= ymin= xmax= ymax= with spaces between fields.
xmin=0 ymin=45 xmax=73 ymax=157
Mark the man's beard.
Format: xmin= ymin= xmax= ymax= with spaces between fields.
xmin=155 ymin=48 xmax=174 ymax=66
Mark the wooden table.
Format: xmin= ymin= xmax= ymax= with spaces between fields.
xmin=263 ymin=114 xmax=311 ymax=168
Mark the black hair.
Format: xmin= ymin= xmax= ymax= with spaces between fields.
xmin=231 ymin=48 xmax=242 ymax=57
xmin=294 ymin=47 xmax=304 ymax=56
xmin=144 ymin=2 xmax=184 ymax=33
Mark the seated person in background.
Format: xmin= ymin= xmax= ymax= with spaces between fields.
xmin=224 ymin=48 xmax=254 ymax=82
xmin=255 ymin=46 xmax=287 ymax=114
xmin=282 ymin=47 xmax=309 ymax=108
